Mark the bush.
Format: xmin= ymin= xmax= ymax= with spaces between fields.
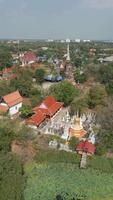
xmin=20 ymin=105 xmax=33 ymax=118
xmin=69 ymin=136 xmax=79 ymax=151
xmin=49 ymin=81 xmax=80 ymax=106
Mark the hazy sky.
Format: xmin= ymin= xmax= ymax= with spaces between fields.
xmin=0 ymin=0 xmax=113 ymax=40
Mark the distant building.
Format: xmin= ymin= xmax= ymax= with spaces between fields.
xmin=99 ymin=56 xmax=113 ymax=63
xmin=20 ymin=52 xmax=37 ymax=67
xmin=66 ymin=38 xmax=70 ymax=43
xmin=75 ymin=39 xmax=81 ymax=43
xmin=89 ymin=48 xmax=96 ymax=56
xmin=0 ymin=91 xmax=23 ymax=116
xmin=0 ymin=67 xmax=16 ymax=80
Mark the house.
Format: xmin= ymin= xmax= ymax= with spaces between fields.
xmin=0 ymin=91 xmax=23 ymax=116
xmin=26 ymin=96 xmax=63 ymax=128
xmin=0 ymin=67 xmax=16 ymax=80
xmin=76 ymin=140 xmax=95 ymax=156
xmin=20 ymin=52 xmax=37 ymax=67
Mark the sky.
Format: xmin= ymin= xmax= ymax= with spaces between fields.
xmin=0 ymin=0 xmax=113 ymax=40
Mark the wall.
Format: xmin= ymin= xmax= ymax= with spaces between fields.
xmin=9 ymin=102 xmax=22 ymax=116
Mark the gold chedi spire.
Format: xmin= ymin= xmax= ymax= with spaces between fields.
xmin=69 ymin=114 xmax=86 ymax=138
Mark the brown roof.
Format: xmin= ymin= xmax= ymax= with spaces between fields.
xmin=3 ymin=91 xmax=23 ymax=107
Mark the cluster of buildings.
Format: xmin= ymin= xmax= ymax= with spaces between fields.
xmin=0 ymin=89 xmax=95 ymax=159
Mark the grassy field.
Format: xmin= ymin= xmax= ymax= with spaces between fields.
xmin=24 ymin=162 xmax=113 ymax=200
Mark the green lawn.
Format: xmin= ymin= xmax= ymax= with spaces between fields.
xmin=24 ymin=163 xmax=113 ymax=200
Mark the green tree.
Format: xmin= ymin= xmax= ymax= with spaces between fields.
xmin=10 ymin=78 xmax=32 ymax=97
xmin=35 ymin=68 xmax=45 ymax=84
xmin=99 ymin=65 xmax=113 ymax=84
xmin=20 ymin=105 xmax=33 ymax=118
xmin=106 ymin=80 xmax=113 ymax=95
xmin=0 ymin=49 xmax=12 ymax=69
xmin=69 ymin=136 xmax=79 ymax=151
xmin=30 ymin=88 xmax=42 ymax=107
xmin=74 ymin=57 xmax=82 ymax=67
xmin=49 ymin=81 xmax=80 ymax=106
xmin=74 ymin=69 xmax=87 ymax=83
xmin=70 ymin=97 xmax=88 ymax=115
xmin=88 ymin=84 xmax=107 ymax=109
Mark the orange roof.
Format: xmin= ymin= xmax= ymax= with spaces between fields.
xmin=43 ymin=96 xmax=56 ymax=108
xmin=3 ymin=91 xmax=23 ymax=107
xmin=33 ymin=96 xmax=63 ymax=117
xmin=49 ymin=102 xmax=63 ymax=116
xmin=0 ymin=105 xmax=8 ymax=113
xmin=26 ymin=110 xmax=46 ymax=126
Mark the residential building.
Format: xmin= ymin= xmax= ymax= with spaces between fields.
xmin=20 ymin=52 xmax=37 ymax=67
xmin=0 ymin=91 xmax=23 ymax=116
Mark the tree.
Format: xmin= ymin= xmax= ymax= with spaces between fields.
xmin=88 ymin=84 xmax=107 ymax=109
xmin=35 ymin=68 xmax=45 ymax=84
xmin=70 ymin=97 xmax=88 ymax=115
xmin=74 ymin=69 xmax=87 ymax=83
xmin=0 ymin=49 xmax=12 ymax=69
xmin=74 ymin=57 xmax=82 ymax=67
xmin=20 ymin=105 xmax=33 ymax=118
xmin=95 ymin=97 xmax=113 ymax=154
xmin=106 ymin=80 xmax=113 ymax=95
xmin=30 ymin=88 xmax=42 ymax=107
xmin=69 ymin=136 xmax=79 ymax=151
xmin=49 ymin=81 xmax=80 ymax=106
xmin=0 ymin=80 xmax=14 ymax=98
xmin=99 ymin=65 xmax=113 ymax=84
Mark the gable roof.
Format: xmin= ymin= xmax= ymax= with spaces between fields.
xmin=27 ymin=96 xmax=63 ymax=127
xmin=22 ymin=52 xmax=37 ymax=62
xmin=3 ymin=91 xmax=23 ymax=107
xmin=76 ymin=140 xmax=95 ymax=154
xmin=33 ymin=96 xmax=63 ymax=117
xmin=43 ymin=96 xmax=56 ymax=108
xmin=26 ymin=110 xmax=46 ymax=126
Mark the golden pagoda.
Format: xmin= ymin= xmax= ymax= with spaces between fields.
xmin=69 ymin=115 xmax=86 ymax=139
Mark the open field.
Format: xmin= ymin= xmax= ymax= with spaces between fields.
xmin=24 ymin=162 xmax=113 ymax=200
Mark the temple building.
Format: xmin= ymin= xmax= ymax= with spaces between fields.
xmin=69 ymin=115 xmax=86 ymax=139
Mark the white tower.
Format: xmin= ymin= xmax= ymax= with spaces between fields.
xmin=66 ymin=43 xmax=70 ymax=62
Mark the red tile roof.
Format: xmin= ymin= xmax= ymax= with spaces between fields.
xmin=0 ymin=105 xmax=8 ymax=113
xmin=3 ymin=91 xmax=23 ymax=107
xmin=22 ymin=52 xmax=37 ymax=62
xmin=33 ymin=96 xmax=63 ymax=117
xmin=43 ymin=96 xmax=56 ymax=108
xmin=28 ymin=96 xmax=63 ymax=126
xmin=26 ymin=110 xmax=46 ymax=126
xmin=76 ymin=140 xmax=95 ymax=154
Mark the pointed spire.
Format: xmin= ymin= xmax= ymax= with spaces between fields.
xmin=66 ymin=43 xmax=70 ymax=62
